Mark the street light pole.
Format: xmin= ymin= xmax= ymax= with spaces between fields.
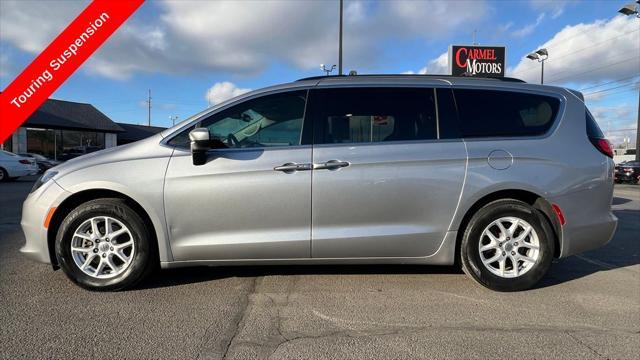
xmin=618 ymin=1 xmax=640 ymax=160
xmin=526 ymin=48 xmax=548 ymax=85
xmin=338 ymin=0 xmax=343 ymax=75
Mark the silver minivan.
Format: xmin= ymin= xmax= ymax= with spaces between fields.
xmin=21 ymin=75 xmax=618 ymax=291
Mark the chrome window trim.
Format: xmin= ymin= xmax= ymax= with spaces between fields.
xmin=161 ymin=82 xmax=568 ymax=148
xmin=311 ymin=138 xmax=463 ymax=149
xmin=170 ymin=144 xmax=312 ymax=155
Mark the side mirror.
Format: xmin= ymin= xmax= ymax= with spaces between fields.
xmin=189 ymin=128 xmax=210 ymax=165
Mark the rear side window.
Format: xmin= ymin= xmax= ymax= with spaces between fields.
xmin=586 ymin=108 xmax=604 ymax=138
xmin=312 ymin=88 xmax=437 ymax=144
xmin=454 ymin=89 xmax=561 ymax=138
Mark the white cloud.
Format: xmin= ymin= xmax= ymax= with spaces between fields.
xmin=205 ymin=82 xmax=251 ymax=106
xmin=421 ymin=52 xmax=449 ymax=74
xmin=0 ymin=0 xmax=488 ymax=80
xmin=588 ymin=105 xmax=637 ymax=145
xmin=509 ymin=16 xmax=640 ymax=87
xmin=406 ymin=51 xmax=449 ymax=75
xmin=530 ymin=0 xmax=576 ymax=19
xmin=0 ymin=53 xmax=10 ymax=77
xmin=512 ymin=13 xmax=545 ymax=38
xmin=0 ymin=1 xmax=87 ymax=53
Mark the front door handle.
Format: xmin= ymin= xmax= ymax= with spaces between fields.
xmin=274 ymin=162 xmax=312 ymax=173
xmin=314 ymin=160 xmax=350 ymax=170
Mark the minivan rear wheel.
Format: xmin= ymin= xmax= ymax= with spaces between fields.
xmin=55 ymin=198 xmax=154 ymax=291
xmin=461 ymin=199 xmax=554 ymax=292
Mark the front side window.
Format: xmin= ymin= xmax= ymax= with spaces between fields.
xmin=313 ymin=88 xmax=438 ymax=144
xmin=168 ymin=91 xmax=307 ymax=148
xmin=454 ymin=89 xmax=561 ymax=138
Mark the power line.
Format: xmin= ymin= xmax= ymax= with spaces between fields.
xmin=578 ymin=75 xmax=640 ymax=91
xmin=584 ymin=82 xmax=639 ymax=96
xmin=512 ymin=28 xmax=640 ymax=76
xmin=546 ymin=55 xmax=640 ymax=84
xmin=585 ymin=87 xmax=639 ymax=100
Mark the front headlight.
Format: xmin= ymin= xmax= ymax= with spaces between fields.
xmin=31 ymin=170 xmax=58 ymax=193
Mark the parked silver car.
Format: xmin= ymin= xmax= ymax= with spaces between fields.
xmin=21 ymin=75 xmax=617 ymax=291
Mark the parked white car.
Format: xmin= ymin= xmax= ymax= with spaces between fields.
xmin=0 ymin=150 xmax=39 ymax=181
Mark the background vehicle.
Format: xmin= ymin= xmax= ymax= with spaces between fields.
xmin=613 ymin=148 xmax=636 ymax=164
xmin=18 ymin=153 xmax=61 ymax=173
xmin=0 ymin=150 xmax=39 ymax=181
xmin=614 ymin=161 xmax=640 ymax=184
xmin=20 ymin=75 xmax=617 ymax=292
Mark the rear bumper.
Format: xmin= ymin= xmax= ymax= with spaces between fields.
xmin=559 ymin=212 xmax=618 ymax=257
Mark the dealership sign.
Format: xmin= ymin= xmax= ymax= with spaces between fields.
xmin=449 ymin=45 xmax=506 ymax=77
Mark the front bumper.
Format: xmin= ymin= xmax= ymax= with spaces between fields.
xmin=20 ymin=180 xmax=70 ymax=264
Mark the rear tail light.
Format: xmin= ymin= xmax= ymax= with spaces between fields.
xmin=590 ymin=137 xmax=613 ymax=158
xmin=19 ymin=159 xmax=31 ymax=164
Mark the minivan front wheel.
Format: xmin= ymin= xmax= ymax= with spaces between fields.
xmin=55 ymin=198 xmax=154 ymax=291
xmin=461 ymin=199 xmax=554 ymax=291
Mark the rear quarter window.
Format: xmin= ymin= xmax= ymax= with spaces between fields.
xmin=454 ymin=89 xmax=561 ymax=138
xmin=586 ymin=108 xmax=604 ymax=138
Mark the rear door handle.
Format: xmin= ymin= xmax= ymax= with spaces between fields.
xmin=314 ymin=160 xmax=350 ymax=170
xmin=274 ymin=162 xmax=312 ymax=173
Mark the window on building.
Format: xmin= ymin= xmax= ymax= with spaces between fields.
xmin=59 ymin=130 xmax=105 ymax=159
xmin=25 ymin=129 xmax=107 ymax=161
xmin=1 ymin=135 xmax=13 ymax=152
xmin=26 ymin=128 xmax=56 ymax=159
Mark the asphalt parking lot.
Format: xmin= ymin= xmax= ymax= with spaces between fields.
xmin=1 ymin=177 xmax=638 ymax=359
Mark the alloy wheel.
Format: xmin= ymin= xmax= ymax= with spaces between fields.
xmin=70 ymin=216 xmax=135 ymax=279
xmin=478 ymin=216 xmax=540 ymax=278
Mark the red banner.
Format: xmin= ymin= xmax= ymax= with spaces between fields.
xmin=0 ymin=0 xmax=144 ymax=143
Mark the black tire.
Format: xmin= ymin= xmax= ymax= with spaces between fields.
xmin=0 ymin=167 xmax=8 ymax=182
xmin=460 ymin=199 xmax=555 ymax=292
xmin=55 ymin=198 xmax=154 ymax=291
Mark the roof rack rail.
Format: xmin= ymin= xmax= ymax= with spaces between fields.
xmin=296 ymin=74 xmax=526 ymax=83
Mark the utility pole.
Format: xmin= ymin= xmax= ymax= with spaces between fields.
xmin=146 ymin=89 xmax=152 ymax=126
xmin=169 ymin=115 xmax=179 ymax=126
xmin=338 ymin=0 xmax=343 ymax=75
xmin=631 ymin=38 xmax=639 ymax=162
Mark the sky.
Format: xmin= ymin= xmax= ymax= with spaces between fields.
xmin=0 ymin=0 xmax=638 ymax=145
